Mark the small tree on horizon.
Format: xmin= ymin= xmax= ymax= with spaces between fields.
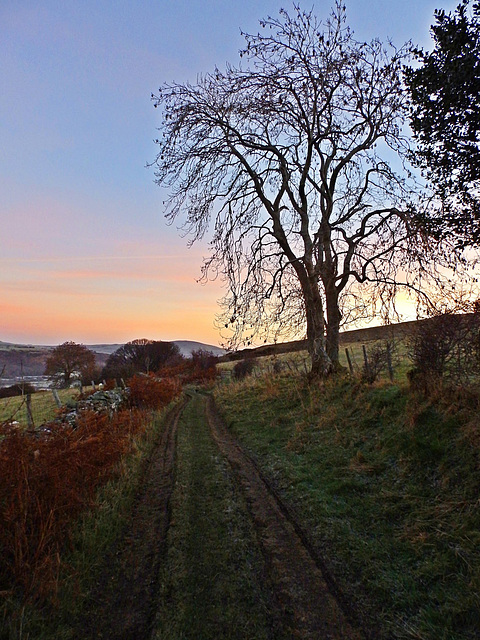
xmin=44 ymin=342 xmax=96 ymax=388
xmin=102 ymin=339 xmax=183 ymax=380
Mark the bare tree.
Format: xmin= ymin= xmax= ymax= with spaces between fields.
xmin=152 ymin=3 xmax=433 ymax=376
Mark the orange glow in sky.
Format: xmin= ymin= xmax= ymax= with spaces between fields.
xmin=0 ymin=251 xmax=225 ymax=345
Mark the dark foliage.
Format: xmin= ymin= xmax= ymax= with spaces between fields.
xmin=405 ymin=0 xmax=480 ymax=246
xmin=233 ymin=359 xmax=255 ymax=380
xmin=102 ymin=339 xmax=183 ymax=381
xmin=0 ymin=383 xmax=36 ymax=399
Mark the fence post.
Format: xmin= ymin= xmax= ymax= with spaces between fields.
xmin=386 ymin=342 xmax=394 ymax=382
xmin=26 ymin=394 xmax=34 ymax=429
xmin=362 ymin=345 xmax=370 ymax=379
xmin=345 ymin=348 xmax=354 ymax=375
xmin=52 ymin=389 xmax=62 ymax=408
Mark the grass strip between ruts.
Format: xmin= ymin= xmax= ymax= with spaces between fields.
xmin=152 ymin=392 xmax=275 ymax=640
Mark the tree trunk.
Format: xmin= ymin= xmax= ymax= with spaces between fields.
xmin=303 ymin=278 xmax=333 ymax=377
xmin=325 ymin=285 xmax=342 ymax=369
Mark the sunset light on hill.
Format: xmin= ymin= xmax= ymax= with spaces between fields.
xmin=1 ymin=0 xmax=458 ymax=347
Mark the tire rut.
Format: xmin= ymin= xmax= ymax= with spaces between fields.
xmin=206 ymin=395 xmax=365 ymax=640
xmin=79 ymin=397 xmax=187 ymax=640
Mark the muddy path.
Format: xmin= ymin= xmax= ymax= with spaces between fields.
xmin=79 ymin=392 xmax=364 ymax=639
xmin=206 ymin=395 xmax=363 ymax=640
xmin=79 ymin=397 xmax=187 ymax=640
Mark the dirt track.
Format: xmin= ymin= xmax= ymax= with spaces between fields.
xmin=206 ymin=396 xmax=362 ymax=640
xmin=80 ymin=392 xmax=364 ymax=639
xmin=80 ymin=398 xmax=186 ymax=640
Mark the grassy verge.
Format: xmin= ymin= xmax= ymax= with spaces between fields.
xmin=1 ymin=405 xmax=174 ymax=640
xmin=152 ymin=393 xmax=275 ymax=640
xmin=214 ymin=374 xmax=480 ymax=640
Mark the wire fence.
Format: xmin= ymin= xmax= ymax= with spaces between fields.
xmin=0 ymin=388 xmax=93 ymax=428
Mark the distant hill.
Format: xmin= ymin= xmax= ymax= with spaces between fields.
xmin=85 ymin=341 xmax=226 ymax=357
xmin=170 ymin=341 xmax=226 ymax=358
xmin=0 ymin=343 xmax=52 ymax=379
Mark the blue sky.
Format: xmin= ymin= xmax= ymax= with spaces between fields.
xmin=0 ymin=0 xmax=458 ymax=345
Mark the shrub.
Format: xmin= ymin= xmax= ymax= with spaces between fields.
xmin=128 ymin=374 xmax=180 ymax=410
xmin=188 ymin=349 xmax=219 ymax=382
xmin=157 ymin=352 xmax=219 ymax=384
xmin=361 ymin=342 xmax=394 ymax=384
xmin=233 ymin=359 xmax=255 ymax=380
xmin=408 ymin=313 xmax=480 ymax=392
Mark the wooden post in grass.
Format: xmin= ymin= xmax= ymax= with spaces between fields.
xmin=52 ymin=389 xmax=62 ymax=408
xmin=345 ymin=348 xmax=354 ymax=375
xmin=362 ymin=345 xmax=370 ymax=379
xmin=26 ymin=394 xmax=34 ymax=429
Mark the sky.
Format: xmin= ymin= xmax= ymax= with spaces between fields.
xmin=1 ymin=0 xmax=458 ymax=346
